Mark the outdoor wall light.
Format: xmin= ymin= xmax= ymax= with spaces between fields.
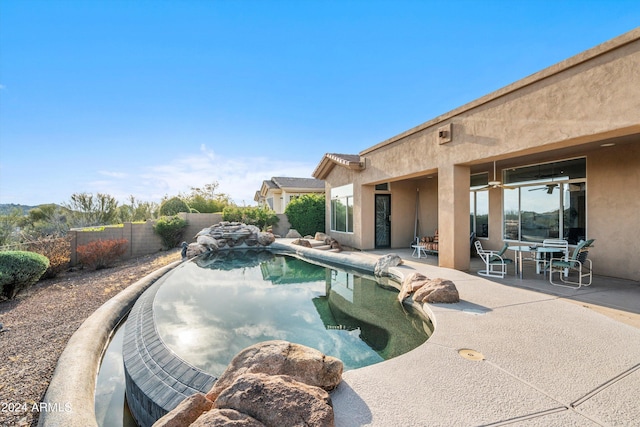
xmin=437 ymin=123 xmax=452 ymax=144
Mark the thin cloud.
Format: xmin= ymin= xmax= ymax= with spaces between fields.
xmin=87 ymin=145 xmax=319 ymax=205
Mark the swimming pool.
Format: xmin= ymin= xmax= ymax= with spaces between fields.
xmin=154 ymin=250 xmax=432 ymax=373
xmin=121 ymin=249 xmax=432 ymax=426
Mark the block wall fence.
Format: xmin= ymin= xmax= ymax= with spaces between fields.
xmin=68 ymin=213 xmax=292 ymax=265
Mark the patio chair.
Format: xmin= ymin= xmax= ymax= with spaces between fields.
xmin=474 ymin=241 xmax=513 ymax=278
xmin=548 ymin=239 xmax=594 ymax=289
xmin=535 ymin=239 xmax=569 ymax=275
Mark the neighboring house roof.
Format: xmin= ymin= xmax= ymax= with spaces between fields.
xmin=258 ymin=177 xmax=325 ymax=198
xmin=312 ymin=153 xmax=365 ymax=180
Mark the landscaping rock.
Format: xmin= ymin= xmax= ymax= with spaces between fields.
xmin=374 ymin=253 xmax=403 ymax=277
xmin=191 ymin=408 xmax=265 ymax=427
xmin=286 ymin=229 xmax=303 ymax=238
xmin=398 ymin=272 xmax=431 ymax=301
xmin=314 ymin=232 xmax=330 ymax=241
xmin=256 ymin=232 xmax=275 ymax=246
xmin=412 ymin=278 xmax=460 ymax=303
xmin=153 ymin=392 xmax=213 ymax=427
xmin=186 ymin=242 xmax=208 ymax=258
xmin=186 ymin=222 xmax=276 ymax=256
xmin=196 ymin=235 xmax=219 ymax=250
xmin=292 ymin=238 xmax=312 ymax=248
xmin=213 ymin=373 xmax=334 ymax=427
xmin=206 ymin=340 xmax=343 ymax=401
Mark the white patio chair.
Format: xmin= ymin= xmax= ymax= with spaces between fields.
xmin=535 ymin=239 xmax=569 ymax=275
xmin=548 ymin=239 xmax=594 ymax=289
xmin=474 ymin=241 xmax=513 ymax=278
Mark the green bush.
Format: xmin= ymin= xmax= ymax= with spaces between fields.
xmin=153 ymin=216 xmax=188 ymax=249
xmin=159 ymin=197 xmax=190 ymax=216
xmin=285 ymin=194 xmax=326 ymax=237
xmin=0 ymin=251 xmax=50 ymax=300
xmin=222 ymin=205 xmax=279 ymax=231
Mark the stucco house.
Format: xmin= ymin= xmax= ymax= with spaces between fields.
xmin=254 ymin=177 xmax=325 ymax=214
xmin=313 ymin=28 xmax=640 ymax=281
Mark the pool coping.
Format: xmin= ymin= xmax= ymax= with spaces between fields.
xmin=39 ymin=241 xmax=640 ymax=426
xmin=37 ymin=260 xmax=182 ymax=427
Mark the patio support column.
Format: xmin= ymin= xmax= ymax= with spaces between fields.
xmin=437 ymin=164 xmax=471 ymax=271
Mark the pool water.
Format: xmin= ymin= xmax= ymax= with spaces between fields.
xmin=153 ymin=251 xmax=432 ymax=375
xmin=95 ymin=250 xmax=432 ymax=427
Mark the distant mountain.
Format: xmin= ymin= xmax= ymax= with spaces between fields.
xmin=0 ymin=203 xmax=38 ymax=215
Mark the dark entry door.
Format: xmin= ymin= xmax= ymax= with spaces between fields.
xmin=375 ymin=194 xmax=391 ymax=248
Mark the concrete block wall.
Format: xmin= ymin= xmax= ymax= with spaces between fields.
xmin=68 ymin=213 xmax=293 ymax=265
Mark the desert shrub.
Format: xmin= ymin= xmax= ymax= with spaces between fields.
xmin=285 ymin=194 xmax=325 ymax=236
xmin=77 ymin=238 xmax=128 ymax=270
xmin=153 ymin=216 xmax=188 ymax=249
xmin=222 ymin=206 xmax=279 ymax=231
xmin=159 ymin=197 xmax=190 ymax=216
xmin=0 ymin=251 xmax=50 ymax=300
xmin=29 ymin=237 xmax=71 ymax=278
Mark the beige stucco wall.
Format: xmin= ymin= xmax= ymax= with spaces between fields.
xmin=321 ymin=29 xmax=640 ymax=279
xmin=587 ymin=142 xmax=640 ymax=279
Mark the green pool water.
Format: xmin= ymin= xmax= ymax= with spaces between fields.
xmin=95 ymin=250 xmax=432 ymax=427
xmin=153 ymin=251 xmax=432 ymax=374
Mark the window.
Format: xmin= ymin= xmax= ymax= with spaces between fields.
xmin=331 ymin=184 xmax=354 ymax=233
xmin=502 ymin=158 xmax=586 ymax=244
xmin=375 ymin=183 xmax=389 ymax=191
xmin=470 ymin=173 xmax=489 ymax=238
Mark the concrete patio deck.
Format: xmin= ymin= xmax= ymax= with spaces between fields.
xmin=308 ymin=244 xmax=640 ymax=426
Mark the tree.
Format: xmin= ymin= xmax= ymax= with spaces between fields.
xmin=285 ymin=194 xmax=325 ymax=237
xmin=159 ymin=197 xmax=190 ymax=216
xmin=182 ymin=182 xmax=232 ymax=213
xmin=20 ymin=204 xmax=70 ymax=239
xmin=222 ymin=205 xmax=279 ymax=231
xmin=64 ymin=193 xmax=119 ymax=227
xmin=117 ymin=196 xmax=158 ymax=222
xmin=0 ymin=208 xmax=23 ymax=246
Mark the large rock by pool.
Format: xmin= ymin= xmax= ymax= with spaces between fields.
xmin=186 ymin=222 xmax=276 ymax=258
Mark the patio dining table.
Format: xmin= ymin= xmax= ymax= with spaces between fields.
xmin=508 ymin=245 xmax=570 ymax=279
xmin=507 ymin=245 xmax=533 ymax=279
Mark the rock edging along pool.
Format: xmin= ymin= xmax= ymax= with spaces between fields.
xmin=123 ymin=249 xmax=433 ymax=427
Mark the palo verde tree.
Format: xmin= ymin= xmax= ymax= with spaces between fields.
xmin=182 ymin=182 xmax=232 ymax=213
xmin=64 ymin=192 xmax=120 ymax=227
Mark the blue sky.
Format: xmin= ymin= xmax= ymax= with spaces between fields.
xmin=1 ymin=0 xmax=638 ymax=206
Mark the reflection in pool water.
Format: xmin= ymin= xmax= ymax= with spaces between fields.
xmin=153 ymin=251 xmax=432 ymax=375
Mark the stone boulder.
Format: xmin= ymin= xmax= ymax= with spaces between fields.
xmin=185 ymin=222 xmax=276 ymax=257
xmin=206 ymin=340 xmax=343 ymax=401
xmin=292 ymin=238 xmax=312 ymax=248
xmin=153 ymin=393 xmax=213 ymax=427
xmin=197 ymin=235 xmax=220 ymax=250
xmin=214 ymin=373 xmax=334 ymax=427
xmin=191 ymin=408 xmax=265 ymax=426
xmin=373 ymin=253 xmax=403 ymax=277
xmin=186 ymin=242 xmax=209 ymax=258
xmin=314 ymin=232 xmax=330 ymax=241
xmin=398 ymin=272 xmax=431 ymax=301
xmin=286 ymin=229 xmax=303 ymax=238
xmin=412 ymin=278 xmax=460 ymax=303
xmin=256 ymin=232 xmax=275 ymax=246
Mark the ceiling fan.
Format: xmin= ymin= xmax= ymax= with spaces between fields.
xmin=529 ymin=183 xmax=558 ymax=194
xmin=480 ymin=161 xmax=512 ymax=190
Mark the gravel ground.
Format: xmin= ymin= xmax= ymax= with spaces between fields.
xmin=0 ymin=249 xmax=181 ymax=427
